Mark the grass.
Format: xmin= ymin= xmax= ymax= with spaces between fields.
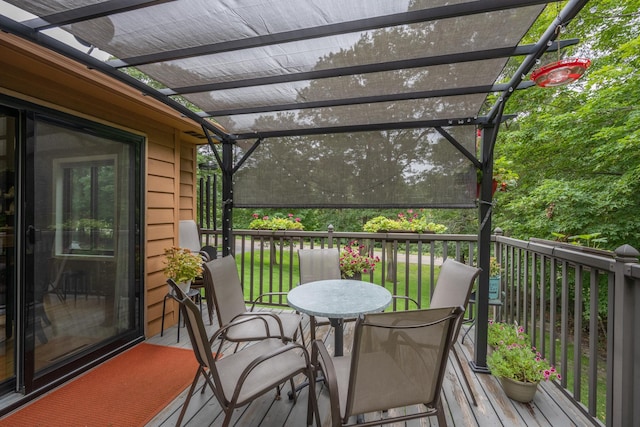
xmin=235 ymin=249 xmax=440 ymax=309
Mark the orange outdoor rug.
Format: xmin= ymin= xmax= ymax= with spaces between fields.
xmin=1 ymin=343 xmax=199 ymax=426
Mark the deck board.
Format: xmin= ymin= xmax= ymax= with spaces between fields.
xmin=146 ymin=307 xmax=595 ymax=427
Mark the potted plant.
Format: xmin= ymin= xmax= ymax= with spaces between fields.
xmin=163 ymin=246 xmax=204 ymax=293
xmin=486 ymin=321 xmax=561 ymax=403
xmin=249 ymin=213 xmax=304 ymax=230
xmin=363 ymin=210 xmax=447 ymax=233
xmin=339 ymin=241 xmax=380 ymax=280
xmin=489 ymin=257 xmax=501 ymax=300
xmin=487 ymin=341 xmax=561 ymax=403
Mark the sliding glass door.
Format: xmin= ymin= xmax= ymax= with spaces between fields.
xmin=22 ymin=112 xmax=143 ymax=392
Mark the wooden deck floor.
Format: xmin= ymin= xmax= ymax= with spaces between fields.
xmin=146 ymin=307 xmax=593 ymax=427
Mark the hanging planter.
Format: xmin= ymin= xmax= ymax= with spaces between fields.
xmin=530 ymin=58 xmax=591 ymax=87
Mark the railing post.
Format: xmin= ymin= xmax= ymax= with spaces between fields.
xmin=327 ymin=224 xmax=334 ymax=248
xmin=609 ymin=244 xmax=640 ymax=427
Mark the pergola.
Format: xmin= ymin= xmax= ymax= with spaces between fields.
xmin=0 ymin=0 xmax=591 ymax=371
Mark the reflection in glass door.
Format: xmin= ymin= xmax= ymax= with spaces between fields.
xmin=25 ymin=115 xmax=140 ymax=389
xmin=0 ymin=112 xmax=16 ymax=389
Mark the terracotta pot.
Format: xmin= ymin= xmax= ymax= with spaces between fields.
xmin=499 ymin=377 xmax=538 ymax=403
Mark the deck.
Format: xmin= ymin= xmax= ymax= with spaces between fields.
xmin=146 ymin=307 xmax=593 ymax=427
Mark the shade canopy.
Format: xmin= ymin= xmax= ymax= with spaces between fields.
xmin=0 ymin=0 xmax=590 ymax=207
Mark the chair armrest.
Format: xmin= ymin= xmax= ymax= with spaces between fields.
xmin=249 ymin=291 xmax=289 ymax=310
xmin=210 ymin=312 xmax=287 ymax=344
xmin=392 ymin=295 xmax=421 ymax=309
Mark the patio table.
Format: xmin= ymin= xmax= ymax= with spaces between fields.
xmin=287 ymin=279 xmax=392 ymax=356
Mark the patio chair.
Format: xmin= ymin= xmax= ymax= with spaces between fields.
xmin=310 ymin=306 xmax=464 ymax=427
xmin=298 ymin=248 xmax=342 ymax=340
xmin=204 ymin=255 xmax=305 ymax=351
xmin=167 ymin=279 xmax=319 ymax=427
xmin=179 ymin=219 xmax=216 ymax=324
xmin=429 ymin=258 xmax=481 ymax=406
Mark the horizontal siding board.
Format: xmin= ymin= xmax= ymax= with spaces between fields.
xmin=148 ymin=175 xmax=174 ymax=193
xmin=147 ymin=158 xmax=173 ymax=177
xmin=147 ymin=208 xmax=175 ymax=224
xmin=147 ymin=223 xmax=174 ymax=241
xmin=147 ymin=192 xmax=174 ymax=209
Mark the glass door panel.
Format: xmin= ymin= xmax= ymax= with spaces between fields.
xmin=0 ymin=112 xmax=16 ymax=388
xmin=27 ymin=117 xmax=139 ymax=382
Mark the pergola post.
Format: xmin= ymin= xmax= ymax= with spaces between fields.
xmin=221 ymin=137 xmax=234 ymax=257
xmin=470 ymin=122 xmax=498 ymax=373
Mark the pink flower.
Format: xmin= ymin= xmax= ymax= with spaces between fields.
xmin=252 ymin=213 xmax=259 ymax=218
xmin=263 ymin=216 xmax=269 ymax=220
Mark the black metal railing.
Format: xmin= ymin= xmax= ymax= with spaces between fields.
xmin=199 ymin=224 xmax=639 ymax=427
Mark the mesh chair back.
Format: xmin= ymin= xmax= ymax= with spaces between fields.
xmin=429 ymin=259 xmax=481 ymax=341
xmin=203 ymin=256 xmax=248 ymax=327
xmin=179 ymin=220 xmax=202 ymax=253
xmin=345 ymin=307 xmax=462 ymax=418
xmin=298 ymin=248 xmax=341 ymax=284
xmin=167 ymin=280 xmax=223 ymax=391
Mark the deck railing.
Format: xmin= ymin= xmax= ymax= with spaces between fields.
xmin=200 ymin=226 xmax=639 ymax=427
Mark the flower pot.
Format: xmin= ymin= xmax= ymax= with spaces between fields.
xmin=499 ymin=377 xmax=538 ymax=403
xmin=342 ymin=272 xmax=362 ymax=281
xmin=176 ymin=280 xmax=192 ymax=294
xmin=489 ymin=276 xmax=500 ymax=300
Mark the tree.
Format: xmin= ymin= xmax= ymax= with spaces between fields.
xmin=494 ymin=1 xmax=640 ymax=251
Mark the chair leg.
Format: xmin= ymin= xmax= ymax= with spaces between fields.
xmin=461 ymin=318 xmax=475 ymax=344
xmin=288 ymin=378 xmax=297 ymax=403
xmin=161 ymin=294 xmax=168 ymax=337
xmin=436 ymin=399 xmax=448 ymax=427
xmin=176 ymin=367 xmax=204 ymax=427
xmin=298 ymin=323 xmax=306 ymax=348
xmin=177 ymin=305 xmax=181 ymax=343
xmin=306 ymin=365 xmax=320 ymax=427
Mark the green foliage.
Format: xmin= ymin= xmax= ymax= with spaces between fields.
xmin=363 ymin=211 xmax=448 ymax=233
xmin=487 ymin=320 xmax=527 ymax=347
xmin=489 ymin=257 xmax=501 ymax=277
xmin=248 ymin=213 xmax=304 ymax=230
xmin=163 ymin=247 xmax=203 ymax=283
xmin=494 ymin=1 xmax=640 ymax=251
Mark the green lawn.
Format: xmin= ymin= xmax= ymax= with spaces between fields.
xmin=235 ymin=250 xmax=440 ymax=309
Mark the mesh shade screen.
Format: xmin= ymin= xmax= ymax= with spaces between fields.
xmin=233 ymin=126 xmax=477 ymax=208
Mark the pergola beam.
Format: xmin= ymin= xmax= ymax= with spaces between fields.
xmin=203 ymin=83 xmax=534 ymax=118
xmin=161 ymin=40 xmax=576 ymax=96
